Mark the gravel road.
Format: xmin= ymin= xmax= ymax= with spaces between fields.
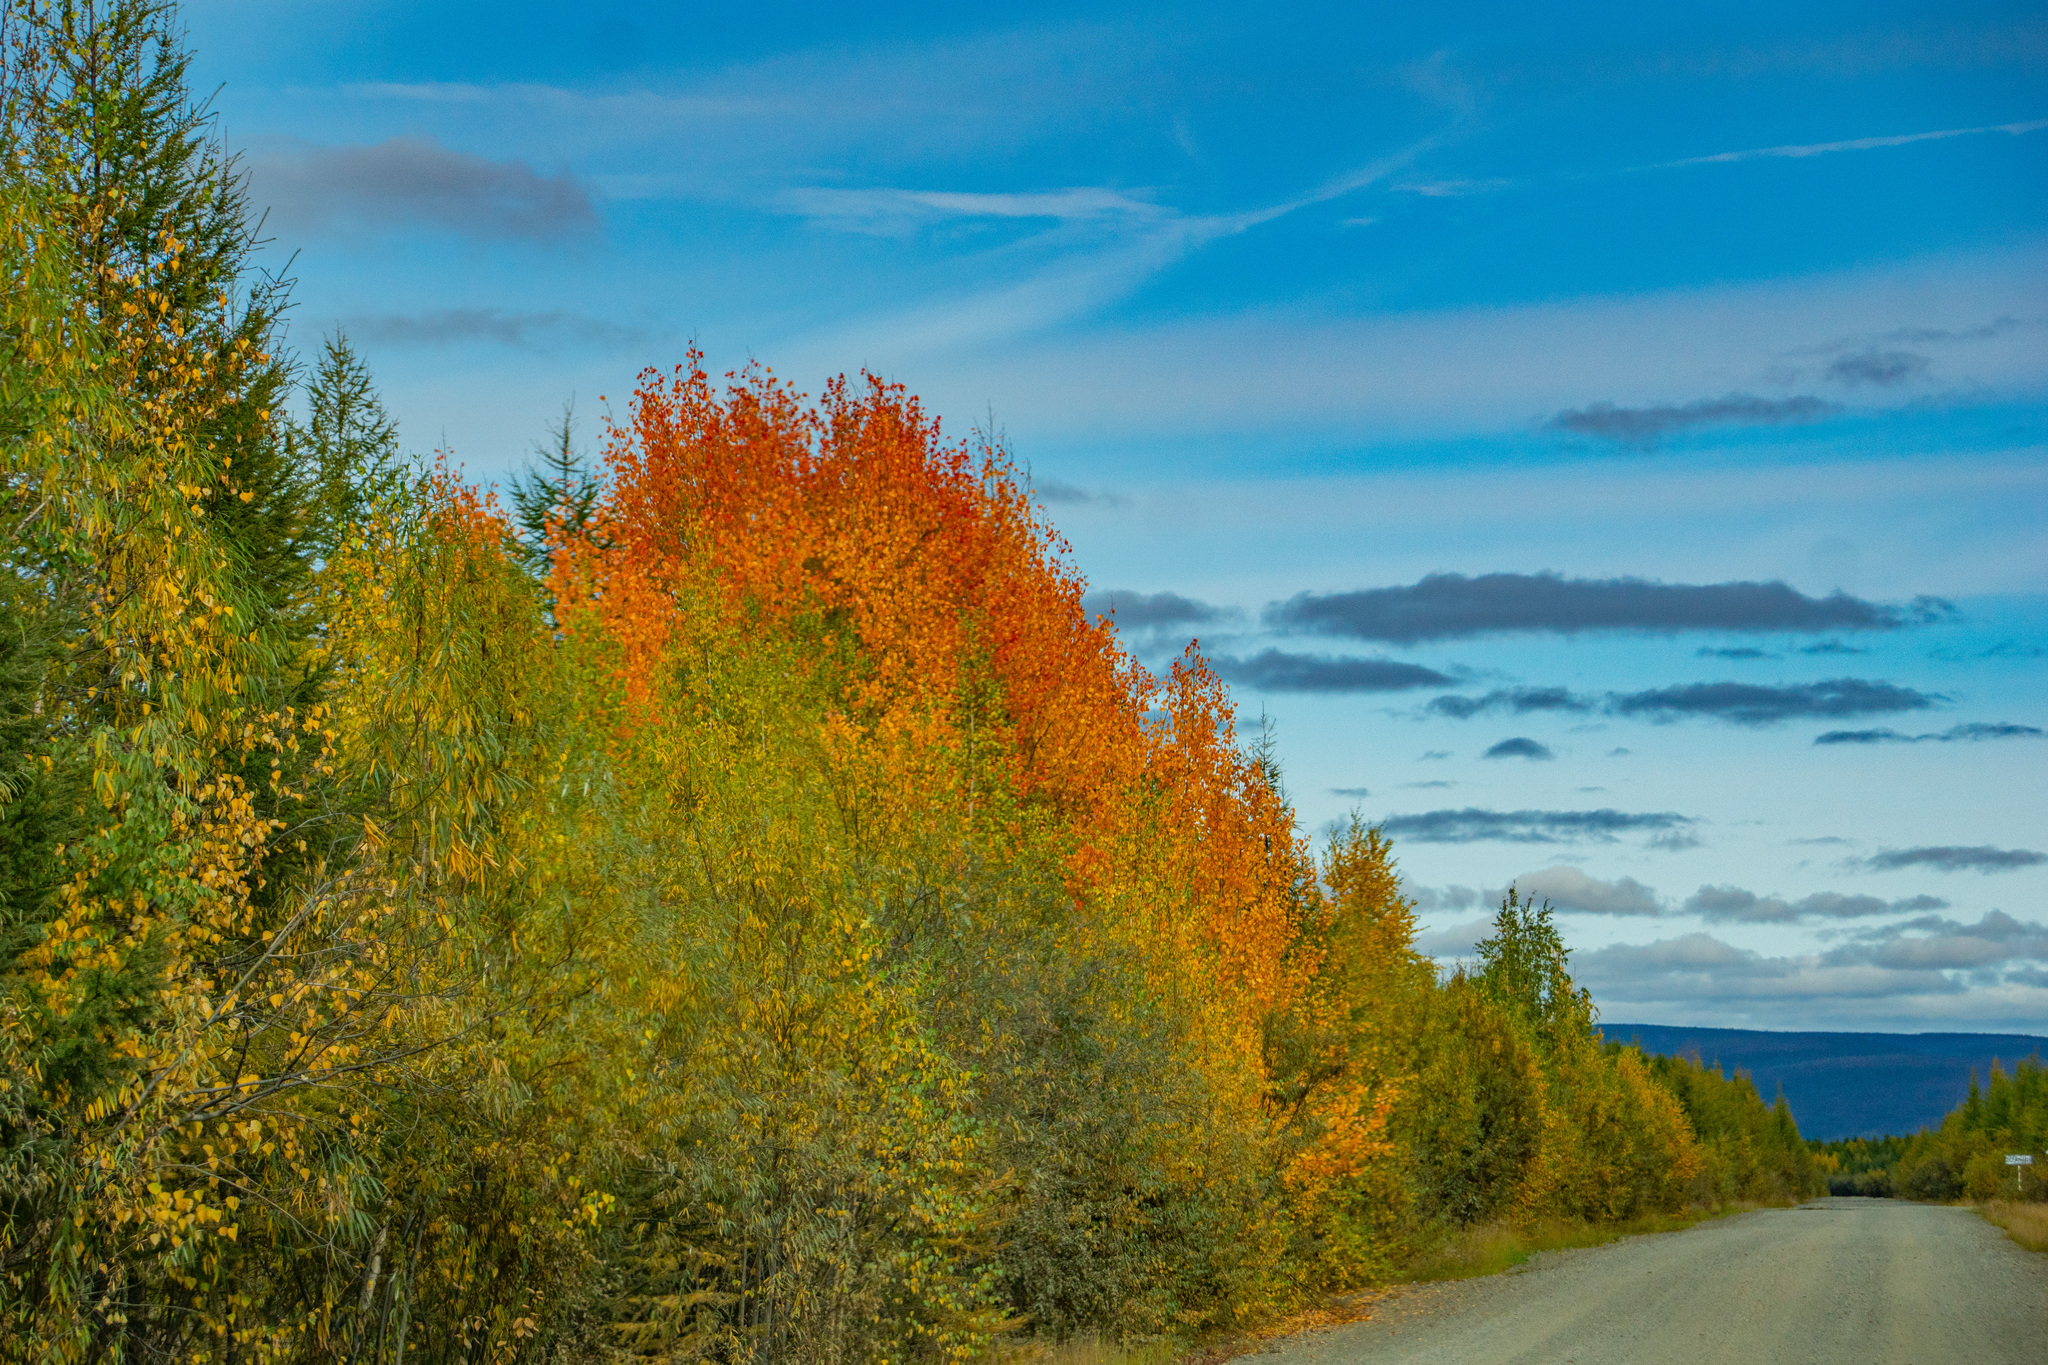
xmin=1256 ymin=1199 xmax=2046 ymax=1365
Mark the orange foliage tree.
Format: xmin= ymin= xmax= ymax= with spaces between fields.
xmin=544 ymin=356 xmax=1409 ymax=1324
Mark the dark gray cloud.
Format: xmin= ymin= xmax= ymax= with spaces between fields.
xmin=1413 ymin=915 xmax=1492 ymax=958
xmin=1826 ymin=350 xmax=1930 ymax=387
xmin=1512 ymin=866 xmax=1662 ymax=916
xmin=1428 ymin=686 xmax=1592 ymax=719
xmin=1406 ymin=883 xmax=1483 ymax=914
xmin=1861 ymin=845 xmax=2048 ymax=874
xmin=1882 ymin=316 xmax=2029 ymax=345
xmin=1330 ymin=786 xmax=1371 ymax=797
xmin=1683 ymin=885 xmax=1948 ymax=924
xmin=1801 ymin=640 xmax=1868 ymax=655
xmin=1698 ymin=646 xmax=1772 ymax=660
xmin=1265 ymin=571 xmax=1950 ymax=644
xmin=1824 ymin=912 xmax=2048 ymax=973
xmin=1402 ymin=779 xmax=1455 ymax=789
xmin=1379 ymin=807 xmax=1695 ymax=845
xmin=1547 ymin=393 xmax=1840 ymax=447
xmin=1815 ymin=722 xmax=2043 ymax=746
xmin=1212 ymin=650 xmax=1453 ymax=693
xmin=346 ymin=308 xmax=657 ymax=350
xmin=1484 ymin=737 xmax=1554 ymax=761
xmin=1572 ymin=933 xmax=1968 ymax=1007
xmin=250 ymin=135 xmax=598 ymax=242
xmin=1608 ymin=678 xmax=1940 ymax=726
xmin=1033 ymin=480 xmax=1091 ymax=504
xmin=1033 ymin=479 xmax=1125 ymax=506
xmin=1083 ymin=590 xmax=1234 ymax=631
xmin=1582 ymin=912 xmax=2048 ymax=1012
xmin=1582 ymin=934 xmax=1763 ymax=975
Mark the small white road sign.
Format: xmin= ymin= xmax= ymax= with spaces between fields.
xmin=2007 ymin=1154 xmax=2034 ymax=1165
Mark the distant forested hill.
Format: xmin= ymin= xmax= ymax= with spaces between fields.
xmin=1608 ymin=1025 xmax=2048 ymax=1141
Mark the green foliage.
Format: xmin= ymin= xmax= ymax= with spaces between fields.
xmin=1391 ymin=978 xmax=1545 ymax=1227
xmin=1365 ymin=887 xmax=1817 ymax=1271
xmin=1808 ymin=1057 xmax=2046 ymax=1203
xmin=11 ymin=0 xmax=297 ymax=606
xmin=286 ymin=330 xmax=404 ymax=570
xmin=1473 ymin=889 xmax=1596 ymax=1058
xmin=1636 ymin=1048 xmax=1821 ymax=1204
xmin=1811 ymin=1135 xmax=1906 ymax=1197
xmin=1893 ymin=1056 xmax=2048 ymax=1203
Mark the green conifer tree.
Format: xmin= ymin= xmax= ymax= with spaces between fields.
xmin=5 ymin=0 xmax=403 ymax=852
xmin=284 ymin=329 xmax=405 ymax=588
xmin=507 ymin=397 xmax=604 ymax=579
xmin=10 ymin=0 xmax=297 ymax=575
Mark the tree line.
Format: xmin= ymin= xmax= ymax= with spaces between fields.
xmin=1 ymin=3 xmax=1819 ymax=1359
xmin=1813 ymin=1057 xmax=2047 ymax=1202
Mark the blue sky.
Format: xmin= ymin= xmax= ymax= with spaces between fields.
xmin=190 ymin=1 xmax=2048 ymax=1033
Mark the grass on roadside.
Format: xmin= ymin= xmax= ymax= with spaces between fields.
xmin=990 ymin=1336 xmax=1180 ymax=1365
xmin=995 ymin=1203 xmax=1769 ymax=1364
xmin=1977 ymin=1201 xmax=2048 ymax=1253
xmin=1398 ymin=1206 xmax=1751 ymax=1282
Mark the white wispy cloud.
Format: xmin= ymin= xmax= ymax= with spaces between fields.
xmin=1394 ymin=176 xmax=1516 ymax=198
xmin=329 ymin=30 xmax=1454 ymax=358
xmin=1647 ymin=116 xmax=2048 ymax=171
xmin=337 ymin=80 xmax=779 ymax=124
xmin=341 ymin=81 xmax=502 ymax=104
xmin=776 ymin=129 xmax=1447 ymax=359
xmin=780 ymin=186 xmax=1167 ymax=234
xmin=329 ymin=20 xmax=1199 ymax=185
xmin=863 ymin=244 xmax=2048 ymax=445
xmin=1389 ymin=116 xmax=2048 ymax=201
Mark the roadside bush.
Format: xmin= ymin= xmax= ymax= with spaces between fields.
xmin=1899 ymin=1153 xmax=1965 ymax=1201
xmin=1827 ymin=1169 xmax=1894 ymax=1198
xmin=1394 ymin=979 xmax=1547 ymax=1228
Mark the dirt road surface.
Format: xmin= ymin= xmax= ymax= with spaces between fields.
xmin=1257 ymin=1199 xmax=2046 ymax=1365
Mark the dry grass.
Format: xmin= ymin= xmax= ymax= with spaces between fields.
xmin=1977 ymin=1200 xmax=2048 ymax=1253
xmin=1398 ymin=1206 xmax=1751 ymax=1282
xmin=990 ymin=1335 xmax=1180 ymax=1365
xmin=993 ymin=1295 xmax=1384 ymax=1365
xmin=999 ymin=1205 xmax=1766 ymax=1364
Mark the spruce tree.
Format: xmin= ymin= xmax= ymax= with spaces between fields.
xmin=9 ymin=0 xmax=309 ymax=643
xmin=285 ymin=328 xmax=404 ymax=582
xmin=507 ymin=396 xmax=604 ymax=579
xmin=6 ymin=2 xmax=417 ymax=870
